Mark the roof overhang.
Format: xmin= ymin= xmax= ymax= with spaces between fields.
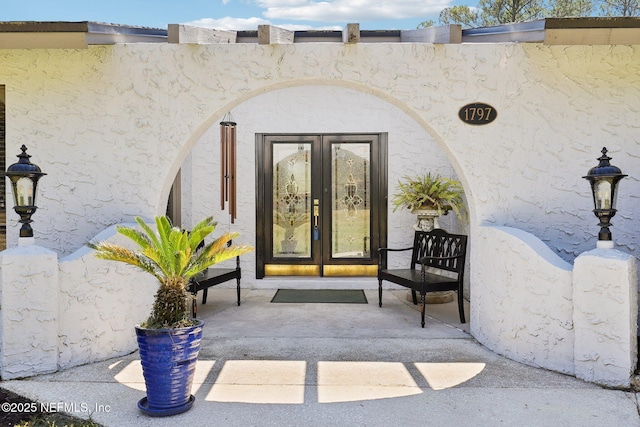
xmin=0 ymin=21 xmax=167 ymax=49
xmin=462 ymin=17 xmax=640 ymax=45
xmin=544 ymin=17 xmax=640 ymax=45
xmin=0 ymin=18 xmax=638 ymax=49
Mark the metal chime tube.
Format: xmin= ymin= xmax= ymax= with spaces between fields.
xmin=220 ymin=123 xmax=227 ymax=211
xmin=230 ymin=123 xmax=237 ymax=222
xmin=220 ymin=113 xmax=237 ymax=223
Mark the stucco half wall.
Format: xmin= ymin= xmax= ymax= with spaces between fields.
xmin=472 ymin=224 xmax=637 ymax=386
xmin=3 ymin=223 xmax=636 ymax=387
xmin=472 ymin=225 xmax=574 ymax=374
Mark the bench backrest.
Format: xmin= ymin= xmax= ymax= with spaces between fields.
xmin=409 ymin=229 xmax=467 ymax=274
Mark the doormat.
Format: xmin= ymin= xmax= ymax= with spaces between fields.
xmin=270 ymin=289 xmax=368 ymax=304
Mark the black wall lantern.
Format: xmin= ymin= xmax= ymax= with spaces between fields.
xmin=5 ymin=145 xmax=46 ymax=238
xmin=583 ymin=147 xmax=626 ymax=245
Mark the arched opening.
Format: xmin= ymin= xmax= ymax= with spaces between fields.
xmin=171 ymin=82 xmax=469 ymax=296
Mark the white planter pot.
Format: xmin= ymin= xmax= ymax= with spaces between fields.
xmin=410 ymin=208 xmax=442 ymax=231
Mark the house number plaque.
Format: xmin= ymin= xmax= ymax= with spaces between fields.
xmin=459 ymin=103 xmax=497 ymax=125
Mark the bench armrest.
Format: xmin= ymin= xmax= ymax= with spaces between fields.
xmin=377 ymin=246 xmax=414 ymax=254
xmin=378 ymin=246 xmax=414 ymax=271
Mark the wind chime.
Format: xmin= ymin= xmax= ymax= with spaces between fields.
xmin=220 ymin=112 xmax=237 ymax=223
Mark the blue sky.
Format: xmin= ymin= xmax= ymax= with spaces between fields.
xmin=0 ymin=0 xmax=465 ymax=31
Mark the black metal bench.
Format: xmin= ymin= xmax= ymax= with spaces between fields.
xmin=188 ymin=252 xmax=241 ymax=318
xmin=377 ymin=228 xmax=468 ymax=327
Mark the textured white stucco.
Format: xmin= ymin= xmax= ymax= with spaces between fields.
xmin=1 ymin=43 xmax=638 ymax=261
xmin=57 ymin=226 xmax=157 ymax=369
xmin=573 ymin=249 xmax=638 ymax=387
xmin=472 ymin=225 xmax=575 ymax=375
xmin=0 ymin=41 xmax=638 ymax=381
xmin=0 ymin=242 xmax=58 ymax=379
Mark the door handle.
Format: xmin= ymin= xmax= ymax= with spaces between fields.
xmin=313 ymin=199 xmax=320 ymax=240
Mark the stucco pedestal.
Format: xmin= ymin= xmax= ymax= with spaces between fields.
xmin=573 ymin=248 xmax=638 ymax=388
xmin=0 ymin=239 xmax=59 ymax=379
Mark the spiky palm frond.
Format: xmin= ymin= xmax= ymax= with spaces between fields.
xmin=87 ymin=242 xmax=162 ymax=281
xmin=89 ymin=215 xmax=254 ymax=329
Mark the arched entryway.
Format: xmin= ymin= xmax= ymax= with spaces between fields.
xmin=180 ymin=83 xmax=467 ymax=290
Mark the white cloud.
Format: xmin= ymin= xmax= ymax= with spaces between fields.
xmin=185 ymin=16 xmax=270 ymax=30
xmin=186 ymin=0 xmax=452 ymax=31
xmin=256 ymin=0 xmax=450 ymax=22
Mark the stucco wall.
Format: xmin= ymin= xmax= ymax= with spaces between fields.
xmin=0 ymin=41 xmax=638 ymax=383
xmin=1 ymin=43 xmax=638 ymax=261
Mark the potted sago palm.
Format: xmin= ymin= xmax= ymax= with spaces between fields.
xmin=88 ymin=215 xmax=252 ymax=417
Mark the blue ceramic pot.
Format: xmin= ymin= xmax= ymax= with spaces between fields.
xmin=135 ymin=319 xmax=204 ymax=417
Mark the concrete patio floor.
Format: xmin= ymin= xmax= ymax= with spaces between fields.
xmin=2 ymin=287 xmax=639 ymax=427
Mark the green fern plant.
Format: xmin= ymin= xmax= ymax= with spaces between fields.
xmin=88 ymin=216 xmax=253 ymax=329
xmin=392 ymin=173 xmax=467 ymax=220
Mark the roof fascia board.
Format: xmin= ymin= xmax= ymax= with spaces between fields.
xmin=545 ymin=17 xmax=640 ymax=29
xmin=401 ymin=25 xmax=462 ymax=43
xmin=0 ymin=21 xmax=167 ymax=48
xmin=462 ymin=20 xmax=545 ymax=43
xmin=85 ymin=33 xmax=167 ymax=45
xmin=0 ymin=21 xmax=90 ymax=33
xmin=0 ymin=18 xmax=638 ymax=47
xmin=545 ymin=28 xmax=640 ymax=45
xmin=544 ymin=17 xmax=640 ymax=45
xmin=86 ymin=22 xmax=166 ymax=37
xmin=0 ymin=32 xmax=87 ymax=49
xmin=85 ymin=22 xmax=166 ymax=45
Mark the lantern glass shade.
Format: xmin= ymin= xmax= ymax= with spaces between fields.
xmin=14 ymin=176 xmax=35 ymax=207
xmin=593 ymin=179 xmax=612 ymax=210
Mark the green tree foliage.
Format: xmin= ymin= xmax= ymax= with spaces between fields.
xmin=479 ymin=0 xmax=545 ymax=25
xmin=431 ymin=0 xmax=639 ymax=29
xmin=417 ymin=19 xmax=436 ymax=28
xmin=439 ymin=6 xmax=482 ymax=27
xmin=600 ymin=0 xmax=640 ymax=16
xmin=548 ymin=0 xmax=595 ymax=16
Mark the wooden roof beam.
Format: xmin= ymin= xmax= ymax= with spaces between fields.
xmin=258 ymin=25 xmax=294 ymax=44
xmin=168 ymin=24 xmax=236 ymax=44
xmin=343 ymin=23 xmax=360 ymax=43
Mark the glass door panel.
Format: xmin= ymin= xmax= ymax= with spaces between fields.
xmin=331 ymin=142 xmax=371 ymax=259
xmin=272 ymin=143 xmax=312 ymax=258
